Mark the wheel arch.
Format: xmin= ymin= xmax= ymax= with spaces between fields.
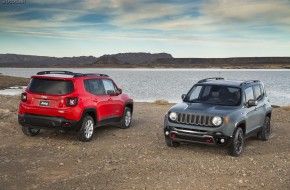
xmin=81 ymin=108 xmax=98 ymax=125
xmin=235 ymin=120 xmax=246 ymax=135
xmin=124 ymin=102 xmax=134 ymax=114
xmin=265 ymin=111 xmax=272 ymax=119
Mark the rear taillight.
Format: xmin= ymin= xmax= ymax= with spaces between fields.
xmin=66 ymin=97 xmax=78 ymax=106
xmin=21 ymin=92 xmax=27 ymax=102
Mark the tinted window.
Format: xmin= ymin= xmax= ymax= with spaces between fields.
xmin=28 ymin=78 xmax=74 ymax=95
xmin=185 ymin=85 xmax=241 ymax=106
xmin=245 ymin=87 xmax=254 ymax=102
xmin=102 ymin=79 xmax=116 ymax=94
xmin=253 ymin=85 xmax=262 ymax=100
xmin=84 ymin=79 xmax=105 ymax=95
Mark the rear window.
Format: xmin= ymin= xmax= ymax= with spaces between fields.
xmin=28 ymin=78 xmax=74 ymax=95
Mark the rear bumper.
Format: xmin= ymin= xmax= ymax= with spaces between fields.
xmin=18 ymin=114 xmax=80 ymax=131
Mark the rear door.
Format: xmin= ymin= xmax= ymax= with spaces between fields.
xmin=244 ymin=87 xmax=260 ymax=134
xmin=253 ymin=84 xmax=266 ymax=128
xmin=84 ymin=79 xmax=111 ymax=120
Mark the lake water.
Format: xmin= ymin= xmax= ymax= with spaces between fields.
xmin=1 ymin=68 xmax=290 ymax=106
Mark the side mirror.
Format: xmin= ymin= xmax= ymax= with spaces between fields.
xmin=116 ymin=88 xmax=122 ymax=95
xmin=181 ymin=94 xmax=186 ymax=100
xmin=248 ymin=99 xmax=258 ymax=107
xmin=107 ymin=90 xmax=116 ymax=95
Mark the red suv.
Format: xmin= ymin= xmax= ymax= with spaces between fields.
xmin=18 ymin=71 xmax=133 ymax=141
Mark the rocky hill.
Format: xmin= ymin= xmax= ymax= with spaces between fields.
xmin=0 ymin=54 xmax=97 ymax=67
xmin=0 ymin=53 xmax=290 ymax=68
xmin=0 ymin=53 xmax=172 ymax=67
xmin=98 ymin=53 xmax=172 ymax=64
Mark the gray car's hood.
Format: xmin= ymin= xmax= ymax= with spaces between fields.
xmin=170 ymin=102 xmax=240 ymax=117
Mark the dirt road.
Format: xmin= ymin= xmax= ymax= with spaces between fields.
xmin=0 ymin=95 xmax=290 ymax=190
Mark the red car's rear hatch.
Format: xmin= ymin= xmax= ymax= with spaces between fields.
xmin=25 ymin=77 xmax=75 ymax=109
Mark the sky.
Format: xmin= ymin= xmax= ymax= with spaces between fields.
xmin=0 ymin=0 xmax=290 ymax=58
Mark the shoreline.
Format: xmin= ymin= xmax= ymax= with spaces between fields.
xmin=1 ymin=64 xmax=290 ymax=69
xmin=1 ymin=74 xmax=289 ymax=107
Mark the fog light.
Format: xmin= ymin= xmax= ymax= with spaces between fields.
xmin=220 ymin=138 xmax=225 ymax=143
xmin=171 ymin=133 xmax=177 ymax=138
xmin=165 ymin=131 xmax=169 ymax=136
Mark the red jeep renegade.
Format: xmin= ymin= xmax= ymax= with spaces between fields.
xmin=18 ymin=71 xmax=133 ymax=142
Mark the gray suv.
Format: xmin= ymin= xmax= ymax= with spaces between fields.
xmin=164 ymin=78 xmax=272 ymax=157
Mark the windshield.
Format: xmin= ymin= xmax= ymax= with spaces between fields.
xmin=184 ymin=85 xmax=241 ymax=106
xmin=28 ymin=78 xmax=74 ymax=95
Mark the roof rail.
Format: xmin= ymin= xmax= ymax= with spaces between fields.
xmin=37 ymin=70 xmax=74 ymax=75
xmin=198 ymin=77 xmax=224 ymax=83
xmin=240 ymin=80 xmax=260 ymax=86
xmin=73 ymin=73 xmax=109 ymax=77
xmin=36 ymin=71 xmax=109 ymax=77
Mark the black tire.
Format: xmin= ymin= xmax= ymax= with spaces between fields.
xmin=228 ymin=128 xmax=244 ymax=157
xmin=120 ymin=107 xmax=132 ymax=129
xmin=77 ymin=115 xmax=94 ymax=142
xmin=22 ymin=126 xmax=40 ymax=136
xmin=260 ymin=116 xmax=271 ymax=141
xmin=165 ymin=137 xmax=180 ymax=147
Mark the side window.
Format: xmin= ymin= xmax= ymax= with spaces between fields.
xmin=253 ymin=85 xmax=262 ymax=100
xmin=102 ymin=79 xmax=116 ymax=94
xmin=245 ymin=87 xmax=254 ymax=102
xmin=201 ymin=86 xmax=211 ymax=98
xmin=84 ymin=79 xmax=105 ymax=95
xmin=259 ymin=85 xmax=265 ymax=96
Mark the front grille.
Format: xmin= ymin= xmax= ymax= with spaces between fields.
xmin=177 ymin=113 xmax=213 ymax=127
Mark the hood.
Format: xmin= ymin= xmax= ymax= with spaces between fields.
xmin=170 ymin=102 xmax=239 ymax=117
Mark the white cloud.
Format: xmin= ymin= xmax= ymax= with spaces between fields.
xmin=1 ymin=0 xmax=290 ymax=56
xmin=202 ymin=0 xmax=290 ymax=24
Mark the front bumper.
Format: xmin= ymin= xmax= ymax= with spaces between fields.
xmin=18 ymin=114 xmax=80 ymax=131
xmin=164 ymin=126 xmax=230 ymax=146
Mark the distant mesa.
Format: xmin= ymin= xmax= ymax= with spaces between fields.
xmin=0 ymin=52 xmax=173 ymax=67
xmin=100 ymin=52 xmax=173 ymax=64
xmin=0 ymin=53 xmax=290 ymax=69
xmin=0 ymin=53 xmax=97 ymax=67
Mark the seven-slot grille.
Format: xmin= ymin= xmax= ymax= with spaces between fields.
xmin=176 ymin=113 xmax=213 ymax=127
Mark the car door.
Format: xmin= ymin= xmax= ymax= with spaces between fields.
xmin=244 ymin=86 xmax=260 ymax=134
xmin=102 ymin=79 xmax=123 ymax=118
xmin=84 ymin=79 xmax=111 ymax=121
xmin=253 ymin=84 xmax=266 ymax=129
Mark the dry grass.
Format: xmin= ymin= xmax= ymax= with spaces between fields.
xmin=281 ymin=105 xmax=290 ymax=111
xmin=153 ymin=99 xmax=170 ymax=105
xmin=0 ymin=75 xmax=30 ymax=89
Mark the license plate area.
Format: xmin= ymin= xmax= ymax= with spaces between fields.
xmin=39 ymin=100 xmax=50 ymax=107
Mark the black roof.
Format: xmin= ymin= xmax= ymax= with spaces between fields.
xmin=197 ymin=77 xmax=261 ymax=87
xmin=36 ymin=70 xmax=109 ymax=77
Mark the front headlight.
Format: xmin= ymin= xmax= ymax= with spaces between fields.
xmin=212 ymin=116 xmax=222 ymax=126
xmin=169 ymin=112 xmax=177 ymax=121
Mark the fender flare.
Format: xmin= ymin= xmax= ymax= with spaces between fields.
xmin=79 ymin=108 xmax=98 ymax=126
xmin=234 ymin=120 xmax=246 ymax=135
xmin=124 ymin=101 xmax=134 ymax=114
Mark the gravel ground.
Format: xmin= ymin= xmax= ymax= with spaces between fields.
xmin=0 ymin=95 xmax=290 ymax=190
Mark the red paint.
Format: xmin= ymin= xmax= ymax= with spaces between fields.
xmin=18 ymin=74 xmax=133 ymax=123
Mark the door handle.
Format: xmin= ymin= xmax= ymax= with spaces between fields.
xmin=93 ymin=98 xmax=98 ymax=102
xmin=108 ymin=98 xmax=112 ymax=101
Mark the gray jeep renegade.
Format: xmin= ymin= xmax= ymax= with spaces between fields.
xmin=164 ymin=78 xmax=272 ymax=157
